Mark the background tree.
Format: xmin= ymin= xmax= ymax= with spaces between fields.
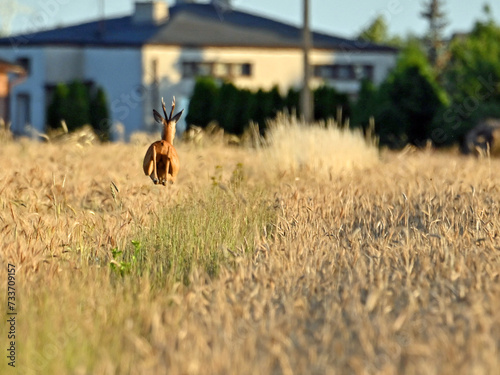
xmin=358 ymin=15 xmax=403 ymax=46
xmin=359 ymin=15 xmax=388 ymax=43
xmin=353 ymin=41 xmax=448 ymax=148
xmin=351 ymin=78 xmax=377 ymax=131
xmin=383 ymin=65 xmax=445 ymax=146
xmin=420 ymin=0 xmax=448 ymax=70
xmin=436 ymin=14 xmax=500 ymax=145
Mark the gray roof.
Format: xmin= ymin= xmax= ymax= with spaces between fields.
xmin=0 ymin=3 xmax=397 ymax=52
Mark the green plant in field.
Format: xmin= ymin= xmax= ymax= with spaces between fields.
xmin=109 ymin=240 xmax=141 ymax=277
xmin=211 ymin=165 xmax=223 ymax=186
xmin=125 ymin=184 xmax=275 ymax=287
xmin=230 ymin=162 xmax=245 ymax=188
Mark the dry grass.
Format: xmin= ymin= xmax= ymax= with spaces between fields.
xmin=261 ymin=114 xmax=379 ymax=181
xmin=0 ymin=120 xmax=499 ymax=375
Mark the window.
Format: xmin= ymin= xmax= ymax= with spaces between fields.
xmin=197 ymin=62 xmax=212 ymax=76
xmin=182 ymin=62 xmax=198 ymax=78
xmin=16 ymin=57 xmax=31 ymax=75
xmin=361 ymin=65 xmax=374 ymax=80
xmin=213 ymin=62 xmax=231 ymax=77
xmin=239 ymin=63 xmax=252 ymax=77
xmin=337 ymin=65 xmax=354 ymax=79
xmin=314 ymin=65 xmax=334 ymax=79
xmin=182 ymin=61 xmax=253 ymax=79
xmin=313 ymin=64 xmax=374 ymax=81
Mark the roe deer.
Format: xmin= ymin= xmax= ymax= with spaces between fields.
xmin=143 ymin=97 xmax=184 ymax=185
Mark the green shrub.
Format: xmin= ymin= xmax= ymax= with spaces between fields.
xmin=47 ymin=83 xmax=69 ymax=130
xmin=186 ymin=76 xmax=219 ymax=128
xmin=187 ymin=78 xmax=353 ymax=136
xmin=46 ymin=81 xmax=110 ymax=139
xmin=65 ymin=81 xmax=91 ymax=131
xmin=313 ymin=85 xmax=351 ymax=124
xmin=90 ymin=87 xmax=110 ymax=141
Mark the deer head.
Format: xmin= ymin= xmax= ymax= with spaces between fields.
xmin=153 ymin=96 xmax=184 ymax=144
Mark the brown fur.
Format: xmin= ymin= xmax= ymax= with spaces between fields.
xmin=143 ymin=97 xmax=184 ymax=185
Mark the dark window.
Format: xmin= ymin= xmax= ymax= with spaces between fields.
xmin=337 ymin=64 xmax=355 ymax=79
xmin=182 ymin=61 xmax=253 ymax=78
xmin=362 ymin=65 xmax=374 ymax=80
xmin=313 ymin=64 xmax=371 ymax=81
xmin=182 ymin=62 xmax=198 ymax=78
xmin=239 ymin=63 xmax=252 ymax=77
xmin=314 ymin=65 xmax=334 ymax=79
xmin=16 ymin=57 xmax=30 ymax=75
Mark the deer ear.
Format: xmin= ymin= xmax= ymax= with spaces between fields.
xmin=171 ymin=109 xmax=184 ymax=124
xmin=153 ymin=109 xmax=164 ymax=123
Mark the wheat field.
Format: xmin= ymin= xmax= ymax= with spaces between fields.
xmin=0 ymin=119 xmax=499 ymax=375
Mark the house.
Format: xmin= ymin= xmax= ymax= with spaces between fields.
xmin=0 ymin=0 xmax=398 ymax=139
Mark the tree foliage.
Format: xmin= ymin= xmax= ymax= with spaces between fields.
xmin=186 ymin=78 xmax=351 ymax=135
xmin=420 ymin=0 xmax=448 ymax=68
xmin=358 ymin=15 xmax=403 ymax=46
xmin=434 ymin=17 xmax=500 ymax=145
xmin=359 ymin=15 xmax=390 ymax=44
xmin=353 ymin=41 xmax=448 ymax=148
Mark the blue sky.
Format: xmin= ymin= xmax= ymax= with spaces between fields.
xmin=2 ymin=0 xmax=500 ymax=38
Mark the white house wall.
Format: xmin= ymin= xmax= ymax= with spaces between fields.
xmin=83 ymin=47 xmax=143 ymax=139
xmin=45 ymin=47 xmax=84 ymax=83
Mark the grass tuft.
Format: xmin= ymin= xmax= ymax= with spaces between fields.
xmin=262 ymin=113 xmax=379 ymax=180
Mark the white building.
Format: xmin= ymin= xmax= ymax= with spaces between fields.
xmin=0 ymin=0 xmax=398 ymax=138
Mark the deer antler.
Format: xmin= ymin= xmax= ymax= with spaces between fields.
xmin=169 ymin=96 xmax=176 ymax=121
xmin=161 ymin=97 xmax=168 ymax=120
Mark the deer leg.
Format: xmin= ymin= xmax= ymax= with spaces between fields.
xmin=152 ymin=147 xmax=159 ymax=184
xmin=163 ymin=158 xmax=170 ymax=186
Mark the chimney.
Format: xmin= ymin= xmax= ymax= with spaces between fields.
xmin=133 ymin=1 xmax=169 ymax=25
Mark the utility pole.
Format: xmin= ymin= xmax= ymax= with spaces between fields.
xmin=301 ymin=0 xmax=313 ymax=123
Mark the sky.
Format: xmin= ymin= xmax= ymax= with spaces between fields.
xmin=2 ymin=0 xmax=500 ymax=39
